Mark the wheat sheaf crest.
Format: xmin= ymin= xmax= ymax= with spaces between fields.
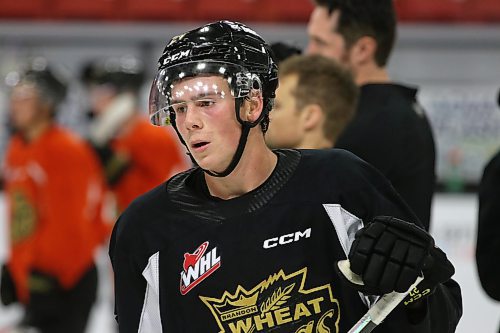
xmin=260 ymin=283 xmax=296 ymax=314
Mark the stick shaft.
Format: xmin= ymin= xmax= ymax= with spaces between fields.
xmin=347 ymin=276 xmax=424 ymax=333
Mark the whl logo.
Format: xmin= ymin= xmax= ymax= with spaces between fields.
xmin=180 ymin=241 xmax=221 ymax=295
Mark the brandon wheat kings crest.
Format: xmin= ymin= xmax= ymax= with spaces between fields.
xmin=200 ymin=268 xmax=340 ymax=333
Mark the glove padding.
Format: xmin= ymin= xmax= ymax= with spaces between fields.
xmin=338 ymin=216 xmax=455 ymax=297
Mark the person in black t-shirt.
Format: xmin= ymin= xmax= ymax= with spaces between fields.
xmin=307 ymin=0 xmax=436 ymax=231
xmin=476 ymin=91 xmax=500 ymax=332
xmin=109 ymin=20 xmax=461 ymax=333
xmin=476 ymin=149 xmax=500 ymax=327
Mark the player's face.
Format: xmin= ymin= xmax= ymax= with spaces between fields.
xmin=306 ymin=7 xmax=350 ymax=66
xmin=171 ymin=76 xmax=241 ymax=173
xmin=87 ymin=84 xmax=117 ymax=115
xmin=265 ymin=74 xmax=305 ymax=149
xmin=9 ymin=84 xmax=48 ymax=133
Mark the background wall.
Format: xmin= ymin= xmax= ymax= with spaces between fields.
xmin=1 ymin=21 xmax=499 ymax=186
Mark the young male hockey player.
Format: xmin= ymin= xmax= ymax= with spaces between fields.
xmin=109 ymin=20 xmax=462 ymax=333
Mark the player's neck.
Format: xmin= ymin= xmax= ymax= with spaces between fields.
xmin=297 ymin=132 xmax=333 ymax=149
xmin=355 ymin=64 xmax=390 ymax=86
xmin=204 ymin=140 xmax=277 ymax=200
xmin=22 ymin=120 xmax=52 ymax=143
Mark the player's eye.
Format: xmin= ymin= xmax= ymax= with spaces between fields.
xmin=172 ymin=103 xmax=188 ymax=114
xmin=195 ymin=99 xmax=216 ymax=108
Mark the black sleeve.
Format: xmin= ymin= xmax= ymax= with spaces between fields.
xmin=410 ymin=280 xmax=463 ymax=333
xmin=338 ymin=153 xmax=463 ymax=332
xmin=109 ymin=214 xmax=147 ymax=333
xmin=476 ymin=151 xmax=500 ymax=301
xmin=374 ymin=279 xmax=462 ymax=333
xmin=337 ymin=152 xmax=421 ymax=227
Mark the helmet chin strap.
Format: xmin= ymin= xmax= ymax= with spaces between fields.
xmin=170 ymin=97 xmax=264 ymax=178
xmin=205 ymin=97 xmax=263 ymax=177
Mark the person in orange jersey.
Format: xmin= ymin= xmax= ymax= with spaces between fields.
xmin=81 ymin=55 xmax=190 ymax=212
xmin=0 ymin=58 xmax=111 ymax=333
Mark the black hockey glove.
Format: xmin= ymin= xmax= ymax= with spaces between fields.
xmin=1 ymin=264 xmax=18 ymax=305
xmin=338 ymin=216 xmax=454 ymax=299
xmin=90 ymin=142 xmax=130 ymax=186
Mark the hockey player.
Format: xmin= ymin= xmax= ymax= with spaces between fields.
xmin=81 ymin=55 xmax=190 ymax=213
xmin=109 ymin=21 xmax=462 ymax=332
xmin=1 ymin=59 xmax=110 ymax=332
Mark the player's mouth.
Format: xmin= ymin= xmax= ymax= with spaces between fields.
xmin=191 ymin=141 xmax=210 ymax=152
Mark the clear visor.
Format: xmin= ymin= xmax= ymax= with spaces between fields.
xmin=149 ymin=61 xmax=257 ymax=126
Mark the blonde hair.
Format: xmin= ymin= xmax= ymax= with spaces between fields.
xmin=279 ymin=54 xmax=358 ymax=141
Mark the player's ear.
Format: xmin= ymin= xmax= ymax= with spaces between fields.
xmin=301 ymin=104 xmax=323 ymax=131
xmin=244 ymin=93 xmax=264 ymax=123
xmin=349 ymin=36 xmax=377 ymax=67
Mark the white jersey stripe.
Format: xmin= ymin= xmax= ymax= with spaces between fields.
xmin=138 ymin=251 xmax=163 ymax=333
xmin=323 ymin=204 xmax=377 ymax=307
xmin=323 ymin=204 xmax=364 ymax=256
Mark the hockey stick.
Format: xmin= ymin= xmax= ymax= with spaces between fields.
xmin=337 ymin=260 xmax=424 ymax=333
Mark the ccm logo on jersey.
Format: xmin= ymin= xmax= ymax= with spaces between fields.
xmin=263 ymin=228 xmax=312 ymax=249
xmin=180 ymin=241 xmax=221 ymax=295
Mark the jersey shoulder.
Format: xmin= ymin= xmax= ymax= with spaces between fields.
xmin=121 ymin=181 xmax=172 ymax=222
xmin=295 ymin=148 xmax=383 ymax=193
xmin=297 ymin=148 xmax=368 ymax=174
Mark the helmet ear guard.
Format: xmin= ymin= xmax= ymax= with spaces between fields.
xmin=239 ymin=75 xmax=265 ymax=128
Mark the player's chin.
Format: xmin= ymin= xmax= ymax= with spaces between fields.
xmin=192 ymin=154 xmax=214 ymax=170
xmin=198 ymin=157 xmax=231 ymax=175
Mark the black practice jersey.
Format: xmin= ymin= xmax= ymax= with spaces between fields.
xmin=109 ymin=149 xmax=461 ymax=333
xmin=335 ymin=84 xmax=436 ymax=231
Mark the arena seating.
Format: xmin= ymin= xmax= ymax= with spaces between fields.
xmin=0 ymin=0 xmax=499 ymax=22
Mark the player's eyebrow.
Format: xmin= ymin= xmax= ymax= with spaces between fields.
xmin=171 ymin=92 xmax=221 ymax=105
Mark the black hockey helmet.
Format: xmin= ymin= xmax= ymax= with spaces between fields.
xmin=81 ymin=55 xmax=145 ymax=93
xmin=149 ymin=20 xmax=278 ymax=177
xmin=6 ymin=57 xmax=67 ymax=109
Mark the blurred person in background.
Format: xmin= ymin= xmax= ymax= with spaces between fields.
xmin=265 ymin=54 xmax=358 ymax=150
xmin=475 ymin=90 xmax=500 ymax=333
xmin=81 ymin=56 xmax=190 ymax=214
xmin=307 ymin=0 xmax=436 ymax=232
xmin=0 ymin=58 xmax=110 ymax=333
